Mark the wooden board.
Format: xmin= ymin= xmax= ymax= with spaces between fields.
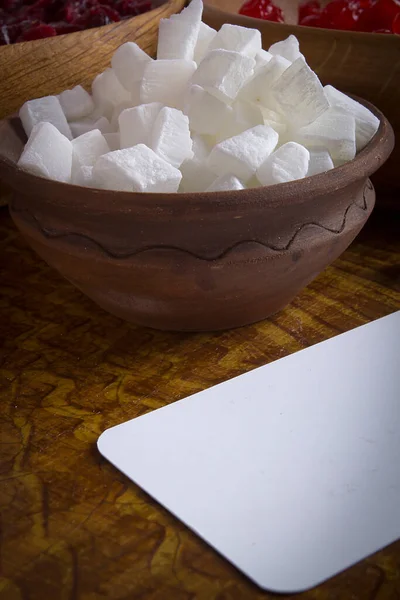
xmin=0 ymin=204 xmax=399 ymax=600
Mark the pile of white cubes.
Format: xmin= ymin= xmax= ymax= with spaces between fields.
xmin=17 ymin=0 xmax=380 ymax=193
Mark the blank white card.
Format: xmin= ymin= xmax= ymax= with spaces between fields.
xmin=98 ymin=312 xmax=400 ymax=593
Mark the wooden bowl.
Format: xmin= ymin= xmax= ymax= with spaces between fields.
xmin=0 ymin=0 xmax=185 ymax=122
xmin=0 ymin=100 xmax=394 ymax=332
xmin=204 ymin=1 xmax=400 ymax=204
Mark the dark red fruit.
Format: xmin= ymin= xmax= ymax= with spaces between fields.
xmin=320 ymin=0 xmax=368 ymax=30
xmin=73 ymin=4 xmax=120 ymax=27
xmin=239 ymin=0 xmax=284 ymax=22
xmin=360 ymin=0 xmax=400 ymax=30
xmin=299 ymin=0 xmax=321 ymax=21
xmin=117 ymin=0 xmax=152 ymax=17
xmin=17 ymin=22 xmax=57 ymax=40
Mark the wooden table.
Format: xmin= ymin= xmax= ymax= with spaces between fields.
xmin=1 ymin=204 xmax=399 ymax=600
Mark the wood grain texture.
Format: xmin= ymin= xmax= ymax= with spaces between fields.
xmin=0 ymin=0 xmax=185 ymax=122
xmin=0 ymin=203 xmax=399 ymax=599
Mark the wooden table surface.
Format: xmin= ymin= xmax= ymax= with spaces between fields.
xmin=1 ymin=203 xmax=399 ymax=600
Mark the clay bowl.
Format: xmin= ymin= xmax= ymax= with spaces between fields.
xmin=0 ymin=101 xmax=394 ymax=332
xmin=0 ymin=0 xmax=186 ymax=122
xmin=204 ymin=0 xmax=400 ymax=206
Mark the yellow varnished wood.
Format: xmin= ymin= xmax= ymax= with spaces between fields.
xmin=0 ymin=204 xmax=399 ymax=599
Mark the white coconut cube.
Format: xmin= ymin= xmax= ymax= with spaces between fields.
xmin=150 ymin=107 xmax=193 ymax=168
xmin=192 ymin=49 xmax=256 ymax=104
xmin=206 ymin=174 xmax=245 ymax=192
xmin=58 ymin=85 xmax=94 ymax=121
xmin=271 ymin=58 xmax=329 ymax=128
xmin=254 ymin=49 xmax=273 ymax=71
xmin=324 ymin=85 xmax=380 ymax=151
xmin=215 ymin=100 xmax=263 ymax=142
xmin=70 ymin=116 xmax=112 ymax=138
xmin=103 ymin=133 xmax=120 ymax=151
xmin=119 ymin=103 xmax=163 ymax=149
xmin=111 ymin=42 xmax=152 ymax=93
xmin=185 ymin=84 xmax=232 ymax=135
xmin=72 ymin=129 xmax=110 ymax=175
xmin=208 ymin=124 xmax=279 ymax=182
xmin=268 ymin=35 xmax=302 ymax=63
xmin=194 ymin=22 xmax=217 ymax=64
xmin=93 ymin=144 xmax=182 ymax=193
xmin=307 ymin=149 xmax=334 ymax=176
xmin=257 ymin=141 xmax=310 ymax=186
xmin=141 ymin=59 xmax=197 ymax=109
xmin=239 ymin=55 xmax=291 ymax=106
xmin=209 ymin=24 xmax=261 ymax=58
xmin=180 ymin=135 xmax=215 ymax=192
xmin=259 ymin=106 xmax=288 ymax=136
xmin=92 ymin=69 xmax=131 ymax=118
xmin=17 ymin=122 xmax=72 ymax=183
xmin=294 ymin=108 xmax=356 ymax=165
xmin=157 ymin=0 xmax=203 ymax=61
xmin=20 ymin=95 xmax=72 ymax=140
xmin=72 ymin=165 xmax=95 ymax=187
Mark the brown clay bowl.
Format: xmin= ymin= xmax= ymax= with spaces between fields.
xmin=0 ymin=101 xmax=394 ymax=332
xmin=204 ymin=0 xmax=400 ymax=205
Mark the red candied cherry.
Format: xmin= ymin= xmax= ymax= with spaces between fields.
xmin=360 ymin=0 xmax=400 ymax=30
xmin=117 ymin=0 xmax=153 ymax=17
xmin=299 ymin=0 xmax=321 ymax=21
xmin=320 ymin=0 xmax=369 ymax=30
xmin=393 ymin=11 xmax=400 ymax=30
xmin=51 ymin=21 xmax=84 ymax=34
xmin=300 ymin=13 xmax=325 ymax=25
xmin=239 ymin=0 xmax=284 ymax=22
xmin=17 ymin=23 xmax=57 ymax=41
xmin=74 ymin=5 xmax=121 ymax=27
xmin=64 ymin=0 xmax=99 ymax=24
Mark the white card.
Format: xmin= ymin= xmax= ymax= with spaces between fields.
xmin=98 ymin=312 xmax=400 ymax=593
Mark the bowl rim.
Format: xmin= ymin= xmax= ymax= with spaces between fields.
xmin=0 ymin=97 xmax=394 ymax=211
xmin=203 ymin=3 xmax=400 ymax=41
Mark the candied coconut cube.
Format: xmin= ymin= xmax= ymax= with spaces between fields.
xmin=111 ymin=42 xmax=152 ymax=93
xmin=268 ymin=35 xmax=302 ymax=63
xmin=93 ymin=145 xmax=182 ymax=193
xmin=215 ymin=100 xmax=263 ymax=142
xmin=209 ymin=24 xmax=261 ymax=58
xmin=239 ymin=55 xmax=291 ymax=106
xmin=141 ymin=59 xmax=197 ymax=109
xmin=150 ymin=107 xmax=193 ymax=168
xmin=92 ymin=69 xmax=131 ymax=118
xmin=72 ymin=165 xmax=95 ymax=187
xmin=72 ymin=129 xmax=110 ymax=173
xmin=324 ymin=85 xmax=380 ymax=151
xmin=70 ymin=116 xmax=112 ymax=138
xmin=17 ymin=122 xmax=72 ymax=183
xmin=293 ymin=108 xmax=356 ymax=165
xmin=194 ymin=22 xmax=217 ymax=64
xmin=271 ymin=58 xmax=329 ymax=128
xmin=20 ymin=95 xmax=72 ymax=140
xmin=307 ymin=149 xmax=334 ymax=176
xmin=208 ymin=124 xmax=279 ymax=182
xmin=59 ymin=85 xmax=94 ymax=121
xmin=185 ymin=85 xmax=232 ymax=135
xmin=206 ymin=174 xmax=245 ymax=192
xmin=257 ymin=141 xmax=310 ymax=186
xmin=192 ymin=49 xmax=256 ymax=104
xmin=103 ymin=133 xmax=120 ymax=151
xmin=179 ymin=135 xmax=215 ymax=192
xmin=157 ymin=0 xmax=203 ymax=61
xmin=119 ymin=103 xmax=163 ymax=149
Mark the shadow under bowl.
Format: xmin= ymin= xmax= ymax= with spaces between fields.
xmin=0 ymin=100 xmax=394 ymax=332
